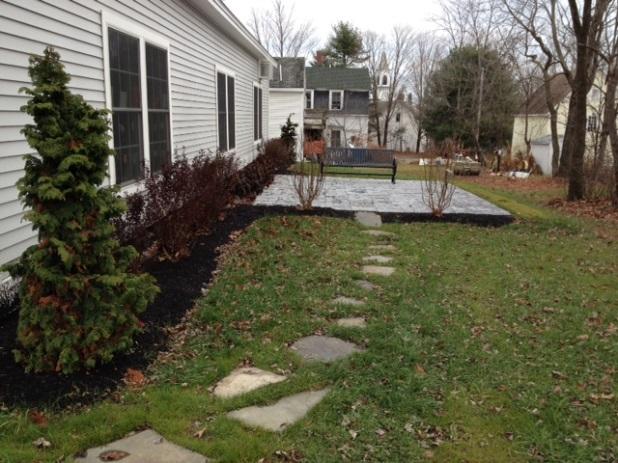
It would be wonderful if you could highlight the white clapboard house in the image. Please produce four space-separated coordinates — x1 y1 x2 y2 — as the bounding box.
0 0 275 274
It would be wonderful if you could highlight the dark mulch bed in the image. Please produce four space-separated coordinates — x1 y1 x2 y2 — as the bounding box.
0 205 264 410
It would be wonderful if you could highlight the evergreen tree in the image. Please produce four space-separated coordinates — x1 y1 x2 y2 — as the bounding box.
4 47 158 374
326 22 366 67
281 115 299 160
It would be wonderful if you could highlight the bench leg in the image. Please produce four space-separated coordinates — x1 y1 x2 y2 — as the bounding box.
391 159 397 184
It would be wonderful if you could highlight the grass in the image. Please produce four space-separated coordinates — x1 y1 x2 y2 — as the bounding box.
1 179 617 462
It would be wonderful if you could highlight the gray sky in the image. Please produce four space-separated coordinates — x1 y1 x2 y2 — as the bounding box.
225 0 442 46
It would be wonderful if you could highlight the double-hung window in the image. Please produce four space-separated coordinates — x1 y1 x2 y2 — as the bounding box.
253 84 263 141
330 90 343 110
217 71 235 152
106 22 171 185
305 90 314 110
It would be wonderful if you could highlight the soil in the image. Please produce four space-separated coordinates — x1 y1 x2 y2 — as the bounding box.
0 205 265 410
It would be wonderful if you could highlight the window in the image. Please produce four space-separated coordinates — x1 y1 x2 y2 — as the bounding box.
146 44 171 173
305 90 313 110
217 71 235 152
330 90 343 110
254 84 263 141
331 129 342 148
381 75 388 86
396 112 401 123
107 25 171 185
587 114 598 132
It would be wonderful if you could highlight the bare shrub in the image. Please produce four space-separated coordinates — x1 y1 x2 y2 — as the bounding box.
421 158 456 217
292 160 325 210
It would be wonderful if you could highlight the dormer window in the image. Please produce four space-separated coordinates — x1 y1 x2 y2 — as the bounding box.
330 90 343 110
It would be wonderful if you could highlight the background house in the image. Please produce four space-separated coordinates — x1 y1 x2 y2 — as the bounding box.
0 0 274 271
304 67 370 148
269 57 305 158
511 73 608 175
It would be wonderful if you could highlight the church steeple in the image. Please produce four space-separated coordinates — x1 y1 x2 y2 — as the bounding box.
377 52 390 101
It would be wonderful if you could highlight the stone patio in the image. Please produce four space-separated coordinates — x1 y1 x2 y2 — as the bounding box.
255 176 512 219
74 429 208 463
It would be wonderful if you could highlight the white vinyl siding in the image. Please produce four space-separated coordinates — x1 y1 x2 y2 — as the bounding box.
268 90 304 158
0 0 270 269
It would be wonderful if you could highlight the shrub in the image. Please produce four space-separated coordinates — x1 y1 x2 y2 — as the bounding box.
421 158 456 217
3 47 158 374
234 139 292 198
292 161 325 210
0 281 19 320
280 115 299 161
115 151 238 260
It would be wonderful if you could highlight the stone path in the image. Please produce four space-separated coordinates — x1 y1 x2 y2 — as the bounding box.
74 429 209 463
227 389 330 432
76 214 404 459
212 367 287 399
254 175 512 219
290 335 364 363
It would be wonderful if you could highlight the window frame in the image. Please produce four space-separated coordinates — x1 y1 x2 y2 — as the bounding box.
215 65 236 154
253 82 263 143
305 90 314 110
102 11 173 189
330 128 342 148
329 90 344 111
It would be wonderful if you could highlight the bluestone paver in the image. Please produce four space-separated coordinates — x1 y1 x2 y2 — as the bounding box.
213 367 286 399
290 335 363 363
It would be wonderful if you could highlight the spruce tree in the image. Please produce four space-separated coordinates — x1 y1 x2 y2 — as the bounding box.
280 115 299 161
4 47 159 374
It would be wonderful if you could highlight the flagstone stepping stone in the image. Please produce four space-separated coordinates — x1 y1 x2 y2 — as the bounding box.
290 335 363 363
212 367 287 399
74 429 208 463
227 388 330 432
355 211 382 227
336 318 367 328
363 255 393 264
332 296 365 306
363 230 395 238
355 280 378 291
369 244 397 252
363 265 395 277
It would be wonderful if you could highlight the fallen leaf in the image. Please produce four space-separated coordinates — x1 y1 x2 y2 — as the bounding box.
32 437 52 449
193 427 208 439
28 410 48 428
348 429 358 440
415 364 427 376
99 450 130 461
123 368 147 388
375 428 387 438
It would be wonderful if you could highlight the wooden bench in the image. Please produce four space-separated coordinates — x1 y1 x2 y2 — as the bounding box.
320 148 398 183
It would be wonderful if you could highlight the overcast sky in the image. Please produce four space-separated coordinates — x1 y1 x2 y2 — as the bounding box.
225 0 443 46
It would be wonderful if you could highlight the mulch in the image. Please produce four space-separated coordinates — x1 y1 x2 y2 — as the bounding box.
0 205 264 410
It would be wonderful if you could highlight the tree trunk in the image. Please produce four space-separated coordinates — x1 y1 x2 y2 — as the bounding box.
558 97 576 177
542 72 561 176
567 43 589 201
605 67 618 206
416 125 423 153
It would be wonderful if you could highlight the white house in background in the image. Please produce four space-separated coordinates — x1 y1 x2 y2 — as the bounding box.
269 57 305 158
0 0 275 271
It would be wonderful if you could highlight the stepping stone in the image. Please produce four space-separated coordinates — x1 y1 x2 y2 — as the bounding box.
336 318 367 328
355 211 382 227
228 388 330 432
362 230 395 238
363 265 395 277
213 367 287 399
291 335 363 363
332 296 365 306
355 280 378 291
74 429 208 463
363 255 393 264
369 244 397 252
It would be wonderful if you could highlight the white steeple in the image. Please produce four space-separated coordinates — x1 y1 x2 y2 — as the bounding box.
377 52 390 101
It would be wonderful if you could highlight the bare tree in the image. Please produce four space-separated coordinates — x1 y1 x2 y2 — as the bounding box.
248 0 317 58
408 32 444 153
366 26 415 148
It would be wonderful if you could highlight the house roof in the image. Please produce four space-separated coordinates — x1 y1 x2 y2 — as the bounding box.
270 58 305 89
517 74 570 115
187 0 275 66
305 67 371 91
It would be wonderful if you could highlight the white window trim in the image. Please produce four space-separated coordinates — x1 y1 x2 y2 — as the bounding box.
305 89 314 110
329 90 343 111
253 81 263 144
101 11 173 189
215 66 236 154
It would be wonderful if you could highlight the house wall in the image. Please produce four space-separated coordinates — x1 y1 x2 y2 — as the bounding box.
326 115 369 147
268 89 304 158
511 115 552 156
0 0 270 270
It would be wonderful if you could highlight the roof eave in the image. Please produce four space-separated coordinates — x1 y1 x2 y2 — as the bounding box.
187 0 276 66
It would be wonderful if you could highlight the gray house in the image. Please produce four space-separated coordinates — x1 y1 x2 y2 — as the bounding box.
304 67 370 148
0 0 275 272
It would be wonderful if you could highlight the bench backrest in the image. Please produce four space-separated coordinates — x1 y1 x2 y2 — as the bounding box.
324 148 395 166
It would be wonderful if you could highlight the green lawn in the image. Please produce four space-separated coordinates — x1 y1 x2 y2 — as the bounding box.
1 184 617 462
